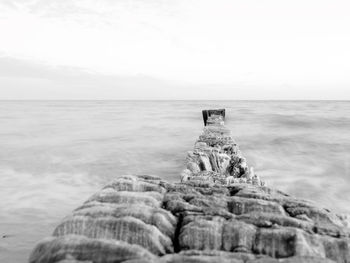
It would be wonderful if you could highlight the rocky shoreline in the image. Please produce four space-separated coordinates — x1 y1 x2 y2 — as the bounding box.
29 110 350 263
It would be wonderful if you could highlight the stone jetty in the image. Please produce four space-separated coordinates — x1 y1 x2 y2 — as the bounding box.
181 109 265 187
29 110 350 263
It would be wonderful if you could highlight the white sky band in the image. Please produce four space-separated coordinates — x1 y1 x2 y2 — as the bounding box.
0 0 349 100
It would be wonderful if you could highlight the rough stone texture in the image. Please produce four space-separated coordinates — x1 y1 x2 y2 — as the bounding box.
29 110 350 263
181 112 265 187
29 235 157 263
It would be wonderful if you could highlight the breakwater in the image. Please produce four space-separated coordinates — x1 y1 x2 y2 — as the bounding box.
29 110 350 263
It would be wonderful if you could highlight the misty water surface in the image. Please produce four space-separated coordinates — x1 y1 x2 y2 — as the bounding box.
0 100 349 262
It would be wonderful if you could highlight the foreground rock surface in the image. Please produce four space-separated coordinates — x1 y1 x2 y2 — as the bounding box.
30 175 350 263
29 110 350 263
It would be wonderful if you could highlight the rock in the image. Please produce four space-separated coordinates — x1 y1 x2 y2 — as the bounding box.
321 236 350 262
164 196 203 214
253 227 335 259
284 204 345 227
29 110 350 263
218 153 231 173
73 204 176 238
278 257 336 263
30 175 350 263
239 177 247 183
226 176 235 185
222 219 256 252
103 175 166 193
85 189 163 208
236 212 314 233
181 169 192 182
29 235 157 263
209 152 220 172
228 196 286 216
247 167 254 180
252 174 261 186
179 250 256 261
187 162 200 174
194 142 209 151
199 154 212 171
53 216 173 255
179 216 224 250
160 253 243 263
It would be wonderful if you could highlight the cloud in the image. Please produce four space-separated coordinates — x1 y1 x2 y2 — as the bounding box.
0 0 350 99
1 55 350 100
0 56 184 100
0 0 177 20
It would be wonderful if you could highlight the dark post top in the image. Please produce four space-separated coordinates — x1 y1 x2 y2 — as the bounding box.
202 109 225 126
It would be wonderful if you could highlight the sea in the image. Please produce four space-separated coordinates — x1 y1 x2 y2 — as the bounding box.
0 100 349 262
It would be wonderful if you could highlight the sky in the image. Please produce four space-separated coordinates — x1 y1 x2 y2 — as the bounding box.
0 0 349 100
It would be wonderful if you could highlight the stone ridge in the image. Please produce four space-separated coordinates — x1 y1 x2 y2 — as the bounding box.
29 175 350 263
29 110 350 263
181 113 265 186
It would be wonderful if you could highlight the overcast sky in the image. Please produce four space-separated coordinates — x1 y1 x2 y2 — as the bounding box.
0 0 349 99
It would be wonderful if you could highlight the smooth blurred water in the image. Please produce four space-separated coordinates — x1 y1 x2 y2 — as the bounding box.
0 100 349 262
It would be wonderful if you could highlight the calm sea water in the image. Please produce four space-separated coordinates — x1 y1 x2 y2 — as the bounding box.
0 100 349 262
